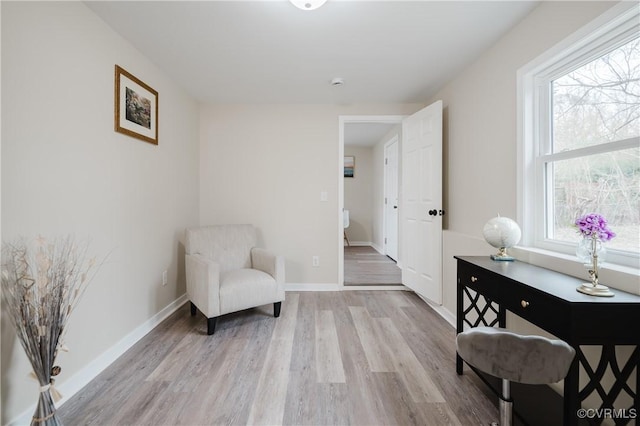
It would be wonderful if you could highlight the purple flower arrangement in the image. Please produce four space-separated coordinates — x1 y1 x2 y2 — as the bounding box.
575 213 616 242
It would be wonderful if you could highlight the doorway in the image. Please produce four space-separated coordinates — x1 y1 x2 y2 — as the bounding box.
339 115 404 288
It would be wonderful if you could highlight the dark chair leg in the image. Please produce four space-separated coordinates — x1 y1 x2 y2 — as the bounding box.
190 302 197 316
207 317 217 335
274 301 282 318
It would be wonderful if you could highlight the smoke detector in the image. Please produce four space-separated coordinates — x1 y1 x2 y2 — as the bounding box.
331 77 344 86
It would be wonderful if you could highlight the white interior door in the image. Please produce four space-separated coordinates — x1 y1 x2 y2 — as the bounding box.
384 137 399 261
401 100 443 304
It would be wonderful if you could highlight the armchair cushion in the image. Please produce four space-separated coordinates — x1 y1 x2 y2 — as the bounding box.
220 269 279 315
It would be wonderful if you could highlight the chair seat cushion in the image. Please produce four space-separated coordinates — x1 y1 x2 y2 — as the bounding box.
456 326 575 385
219 268 278 315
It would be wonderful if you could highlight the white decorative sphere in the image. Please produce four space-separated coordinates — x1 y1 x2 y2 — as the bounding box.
483 217 522 249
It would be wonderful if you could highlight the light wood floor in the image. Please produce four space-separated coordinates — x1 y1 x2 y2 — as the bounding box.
344 246 402 286
59 291 497 425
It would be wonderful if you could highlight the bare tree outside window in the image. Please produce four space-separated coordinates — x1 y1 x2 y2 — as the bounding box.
550 37 640 253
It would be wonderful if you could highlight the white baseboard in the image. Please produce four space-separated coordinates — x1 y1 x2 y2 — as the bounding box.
9 294 189 426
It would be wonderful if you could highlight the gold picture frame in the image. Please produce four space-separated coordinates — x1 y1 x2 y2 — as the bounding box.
114 65 158 145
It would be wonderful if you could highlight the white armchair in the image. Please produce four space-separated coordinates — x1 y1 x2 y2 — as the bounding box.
185 225 285 335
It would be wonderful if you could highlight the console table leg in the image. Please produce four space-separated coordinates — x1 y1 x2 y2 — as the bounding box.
564 356 580 426
636 349 639 419
498 306 506 328
456 277 464 375
572 345 638 426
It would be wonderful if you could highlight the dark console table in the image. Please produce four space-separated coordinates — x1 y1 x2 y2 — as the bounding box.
455 256 640 426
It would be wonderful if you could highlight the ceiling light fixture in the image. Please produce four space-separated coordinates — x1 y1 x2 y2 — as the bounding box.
289 0 328 11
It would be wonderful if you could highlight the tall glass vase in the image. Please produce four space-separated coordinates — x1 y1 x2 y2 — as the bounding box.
575 235 614 297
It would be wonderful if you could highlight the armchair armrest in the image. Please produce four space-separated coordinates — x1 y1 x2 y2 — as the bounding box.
186 254 221 318
251 247 285 286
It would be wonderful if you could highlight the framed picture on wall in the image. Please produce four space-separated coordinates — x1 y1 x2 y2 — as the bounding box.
344 156 355 178
114 65 158 145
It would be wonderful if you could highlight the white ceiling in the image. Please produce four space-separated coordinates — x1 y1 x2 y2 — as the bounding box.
345 122 398 147
86 0 539 106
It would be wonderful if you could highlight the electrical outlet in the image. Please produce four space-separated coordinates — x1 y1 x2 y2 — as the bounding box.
312 256 320 267
162 270 168 286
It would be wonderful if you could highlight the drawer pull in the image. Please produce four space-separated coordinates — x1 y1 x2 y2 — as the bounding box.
521 300 530 308
471 276 478 283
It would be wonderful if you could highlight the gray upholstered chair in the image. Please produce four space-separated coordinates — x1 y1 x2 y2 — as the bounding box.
456 326 575 426
185 225 285 335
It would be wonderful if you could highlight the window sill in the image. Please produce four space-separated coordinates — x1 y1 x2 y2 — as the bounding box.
510 246 640 295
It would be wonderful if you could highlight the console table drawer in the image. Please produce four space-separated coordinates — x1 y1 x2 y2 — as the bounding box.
499 288 571 339
459 261 571 339
458 265 502 299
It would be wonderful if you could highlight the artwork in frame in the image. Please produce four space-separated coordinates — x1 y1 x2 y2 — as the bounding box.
114 65 158 145
344 156 355 178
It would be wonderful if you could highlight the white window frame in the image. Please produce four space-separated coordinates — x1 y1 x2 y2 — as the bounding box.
518 3 640 269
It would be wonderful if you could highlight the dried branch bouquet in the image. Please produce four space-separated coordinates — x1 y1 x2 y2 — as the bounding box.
1 236 100 425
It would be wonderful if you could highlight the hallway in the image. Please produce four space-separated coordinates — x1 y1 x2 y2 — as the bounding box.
344 246 402 286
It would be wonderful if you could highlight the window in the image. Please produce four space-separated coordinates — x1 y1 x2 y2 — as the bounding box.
519 4 640 268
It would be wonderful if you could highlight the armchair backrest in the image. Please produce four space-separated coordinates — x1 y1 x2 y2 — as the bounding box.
185 225 256 274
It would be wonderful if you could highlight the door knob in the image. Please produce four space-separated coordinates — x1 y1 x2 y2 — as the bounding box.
439 209 445 216
393 206 398 209
428 209 438 216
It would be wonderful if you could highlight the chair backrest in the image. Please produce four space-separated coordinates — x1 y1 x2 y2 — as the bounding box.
185 225 257 274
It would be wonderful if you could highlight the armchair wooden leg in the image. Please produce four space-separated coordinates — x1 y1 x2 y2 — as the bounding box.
207 317 217 335
274 302 282 318
190 302 197 316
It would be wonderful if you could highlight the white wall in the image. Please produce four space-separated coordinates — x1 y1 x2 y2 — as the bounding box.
429 0 620 318
1 2 199 422
344 146 374 245
199 104 421 285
